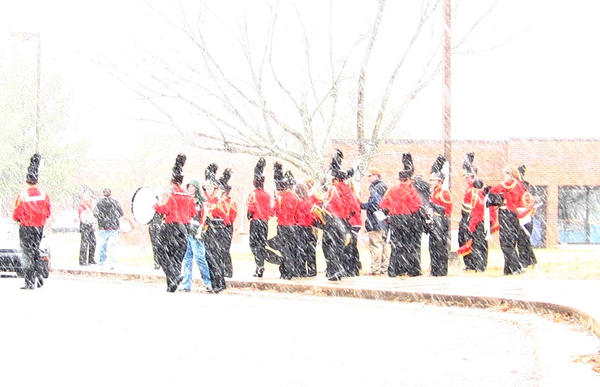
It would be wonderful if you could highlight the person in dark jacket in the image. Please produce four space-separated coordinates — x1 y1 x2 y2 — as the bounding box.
93 187 123 269
360 168 389 275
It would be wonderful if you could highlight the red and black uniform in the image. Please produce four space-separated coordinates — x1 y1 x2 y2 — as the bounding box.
154 185 197 291
342 192 362 277
516 185 537 268
247 189 281 275
490 177 527 275
322 181 354 280
380 180 423 277
459 181 477 270
271 189 300 279
202 193 229 291
295 195 319 277
428 184 452 276
221 195 237 277
13 185 51 288
78 199 96 265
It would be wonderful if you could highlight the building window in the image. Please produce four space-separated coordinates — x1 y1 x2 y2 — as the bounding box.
558 186 600 244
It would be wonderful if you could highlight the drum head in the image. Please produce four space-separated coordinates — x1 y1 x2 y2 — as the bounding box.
131 186 158 225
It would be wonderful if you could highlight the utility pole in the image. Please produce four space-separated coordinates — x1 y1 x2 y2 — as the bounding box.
443 0 452 189
10 32 41 153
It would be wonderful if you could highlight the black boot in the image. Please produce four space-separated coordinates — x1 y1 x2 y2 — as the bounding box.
253 267 264 278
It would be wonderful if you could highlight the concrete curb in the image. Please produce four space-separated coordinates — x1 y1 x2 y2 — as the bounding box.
52 268 600 339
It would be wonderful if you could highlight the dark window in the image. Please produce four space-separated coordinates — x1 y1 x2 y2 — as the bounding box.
558 186 600 244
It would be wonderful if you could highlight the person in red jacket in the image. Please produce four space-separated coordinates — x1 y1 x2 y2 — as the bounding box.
271 163 300 279
488 165 527 275
380 153 423 277
201 165 230 292
154 154 197 292
428 156 452 276
459 153 477 271
516 165 537 269
220 174 237 278
247 158 282 277
294 182 318 277
13 154 51 289
342 178 362 277
322 150 354 281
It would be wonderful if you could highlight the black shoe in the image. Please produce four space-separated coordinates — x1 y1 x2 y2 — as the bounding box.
327 274 341 281
253 267 264 278
79 263 88 266
20 285 35 290
178 288 191 293
36 276 44 288
153 265 160 270
89 261 97 265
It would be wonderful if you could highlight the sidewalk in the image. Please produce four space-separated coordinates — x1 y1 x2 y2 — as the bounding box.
51 261 600 339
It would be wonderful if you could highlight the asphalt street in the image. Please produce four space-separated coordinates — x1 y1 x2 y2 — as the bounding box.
1 276 598 387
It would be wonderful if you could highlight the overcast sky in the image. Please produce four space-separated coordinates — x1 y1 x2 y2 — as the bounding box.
1 0 600 157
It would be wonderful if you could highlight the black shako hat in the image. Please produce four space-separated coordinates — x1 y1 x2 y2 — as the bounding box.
398 153 414 179
26 153 41 184
253 158 266 188
430 155 446 181
462 152 477 176
330 149 347 180
218 168 232 192
274 162 286 191
171 154 186 184
518 164 526 181
204 163 218 187
284 170 295 188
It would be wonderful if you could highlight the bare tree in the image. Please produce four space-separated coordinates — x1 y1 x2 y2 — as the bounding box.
110 0 499 179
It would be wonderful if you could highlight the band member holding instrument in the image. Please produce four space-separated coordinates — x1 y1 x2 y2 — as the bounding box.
459 153 477 271
153 154 197 292
516 165 537 269
488 165 527 275
428 156 452 276
202 163 227 293
13 153 51 290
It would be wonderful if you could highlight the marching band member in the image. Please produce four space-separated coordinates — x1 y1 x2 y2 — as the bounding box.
153 154 197 292
516 165 537 268
13 153 51 289
459 153 477 271
202 164 229 292
247 158 282 277
322 150 354 281
272 163 299 279
380 153 424 277
488 165 527 275
428 156 452 276
221 174 236 278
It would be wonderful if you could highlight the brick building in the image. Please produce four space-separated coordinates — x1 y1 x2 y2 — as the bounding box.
334 138 600 248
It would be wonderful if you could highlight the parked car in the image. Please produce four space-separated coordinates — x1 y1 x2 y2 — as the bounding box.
0 218 51 278
50 210 80 232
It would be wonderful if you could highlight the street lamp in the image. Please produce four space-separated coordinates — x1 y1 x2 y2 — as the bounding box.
443 0 451 189
10 32 41 153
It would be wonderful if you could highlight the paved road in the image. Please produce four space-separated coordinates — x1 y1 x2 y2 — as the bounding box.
1 276 598 387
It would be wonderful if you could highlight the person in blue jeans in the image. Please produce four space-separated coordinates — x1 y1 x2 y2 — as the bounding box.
180 180 212 292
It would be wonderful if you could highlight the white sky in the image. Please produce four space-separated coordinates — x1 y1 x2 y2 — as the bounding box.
1 0 600 157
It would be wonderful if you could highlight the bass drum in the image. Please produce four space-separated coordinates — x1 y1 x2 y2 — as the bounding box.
131 186 159 225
